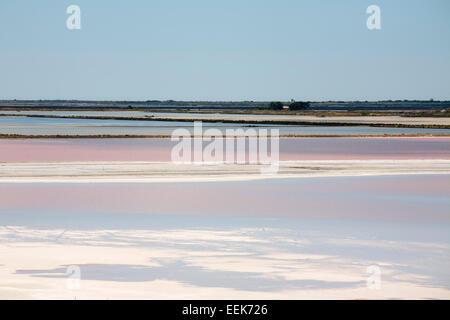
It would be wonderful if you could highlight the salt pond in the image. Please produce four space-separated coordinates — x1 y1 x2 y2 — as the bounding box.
1 175 449 299
1 116 450 136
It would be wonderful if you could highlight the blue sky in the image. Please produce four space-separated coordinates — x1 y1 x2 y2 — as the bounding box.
0 0 449 101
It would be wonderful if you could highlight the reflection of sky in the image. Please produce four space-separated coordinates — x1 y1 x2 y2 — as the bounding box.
1 176 449 223
1 175 449 297
16 262 361 291
2 216 449 293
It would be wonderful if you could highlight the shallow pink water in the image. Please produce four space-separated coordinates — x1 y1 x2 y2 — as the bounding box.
1 175 449 223
1 137 449 162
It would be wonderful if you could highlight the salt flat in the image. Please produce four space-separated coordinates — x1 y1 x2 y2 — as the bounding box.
1 224 449 300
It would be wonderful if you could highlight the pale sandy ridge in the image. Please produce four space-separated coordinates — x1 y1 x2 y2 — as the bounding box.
150 113 450 126
1 160 450 183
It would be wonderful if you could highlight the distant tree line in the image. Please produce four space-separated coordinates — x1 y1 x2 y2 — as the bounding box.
269 102 283 110
268 101 310 110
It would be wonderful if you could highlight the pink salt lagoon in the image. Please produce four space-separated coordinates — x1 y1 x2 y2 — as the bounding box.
1 137 449 162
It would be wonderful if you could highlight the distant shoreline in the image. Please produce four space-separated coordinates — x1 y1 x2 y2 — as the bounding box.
1 99 450 108
1 133 450 139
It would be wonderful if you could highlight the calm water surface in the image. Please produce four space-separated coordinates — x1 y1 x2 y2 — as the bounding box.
0 176 449 298
1 115 449 136
1 137 449 162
